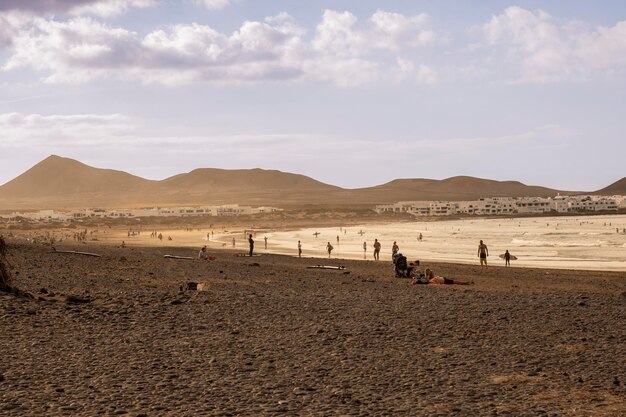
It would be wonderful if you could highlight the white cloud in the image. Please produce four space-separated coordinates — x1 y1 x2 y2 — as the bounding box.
0 0 154 16
70 0 155 17
483 6 626 82
0 112 134 148
396 58 437 84
369 11 433 50
196 0 233 11
0 15 15 47
1 9 436 86
312 9 433 56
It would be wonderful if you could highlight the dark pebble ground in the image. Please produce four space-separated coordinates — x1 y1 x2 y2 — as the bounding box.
1 242 625 416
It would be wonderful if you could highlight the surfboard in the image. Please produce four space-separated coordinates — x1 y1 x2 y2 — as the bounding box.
499 254 518 260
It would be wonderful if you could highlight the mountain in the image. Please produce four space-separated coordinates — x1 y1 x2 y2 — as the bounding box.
594 177 626 196
352 176 561 203
0 156 156 209
0 155 152 197
0 155 587 210
155 168 345 206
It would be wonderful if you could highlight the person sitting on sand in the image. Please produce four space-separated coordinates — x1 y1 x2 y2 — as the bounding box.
198 245 208 260
424 268 472 285
394 253 408 278
326 242 334 258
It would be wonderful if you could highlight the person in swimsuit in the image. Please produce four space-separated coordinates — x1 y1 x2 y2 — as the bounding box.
373 239 381 261
478 240 489 267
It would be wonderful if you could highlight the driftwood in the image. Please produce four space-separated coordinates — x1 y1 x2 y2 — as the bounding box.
50 250 102 258
164 255 194 260
307 265 347 270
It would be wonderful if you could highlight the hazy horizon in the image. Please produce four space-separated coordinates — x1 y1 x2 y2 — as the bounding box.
1 1 625 190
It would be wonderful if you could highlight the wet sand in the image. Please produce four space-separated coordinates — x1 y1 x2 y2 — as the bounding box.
1 240 625 416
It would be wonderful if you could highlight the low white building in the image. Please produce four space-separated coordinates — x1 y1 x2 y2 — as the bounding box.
375 194 620 217
1 204 282 222
515 197 553 214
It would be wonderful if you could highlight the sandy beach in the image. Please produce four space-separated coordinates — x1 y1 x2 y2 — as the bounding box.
1 238 625 416
85 214 626 272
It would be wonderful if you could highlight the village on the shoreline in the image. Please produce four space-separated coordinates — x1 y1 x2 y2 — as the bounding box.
0 205 283 222
375 194 624 216
0 194 624 223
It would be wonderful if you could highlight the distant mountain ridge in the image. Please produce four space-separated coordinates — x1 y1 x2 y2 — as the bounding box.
0 155 621 210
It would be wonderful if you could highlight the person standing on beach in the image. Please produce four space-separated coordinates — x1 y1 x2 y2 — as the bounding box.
478 240 489 267
504 250 511 267
264 236 268 250
248 234 254 257
326 242 334 258
392 241 399 258
298 241 302 257
232 237 236 247
373 239 381 261
363 241 367 259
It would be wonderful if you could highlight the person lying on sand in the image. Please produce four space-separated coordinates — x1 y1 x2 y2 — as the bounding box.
411 268 472 285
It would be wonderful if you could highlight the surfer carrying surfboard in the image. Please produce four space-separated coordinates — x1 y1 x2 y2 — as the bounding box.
504 250 511 267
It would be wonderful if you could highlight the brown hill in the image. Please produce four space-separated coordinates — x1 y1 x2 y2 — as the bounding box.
155 168 345 206
0 155 577 210
345 176 561 204
594 177 626 196
0 155 157 209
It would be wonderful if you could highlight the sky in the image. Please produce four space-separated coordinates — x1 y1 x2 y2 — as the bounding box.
0 0 625 191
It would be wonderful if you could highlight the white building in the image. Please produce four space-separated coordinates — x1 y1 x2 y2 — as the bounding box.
375 195 620 217
1 204 282 222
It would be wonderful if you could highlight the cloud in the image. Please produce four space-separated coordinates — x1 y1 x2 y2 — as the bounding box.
312 9 433 56
196 0 233 11
482 6 626 82
396 58 437 84
1 10 436 86
0 112 134 148
0 0 154 17
0 15 16 47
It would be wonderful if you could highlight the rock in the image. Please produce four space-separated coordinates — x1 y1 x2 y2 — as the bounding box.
0 374 4 382
119 256 127 262
66 295 91 304
249 263 260 267
39 288 48 294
